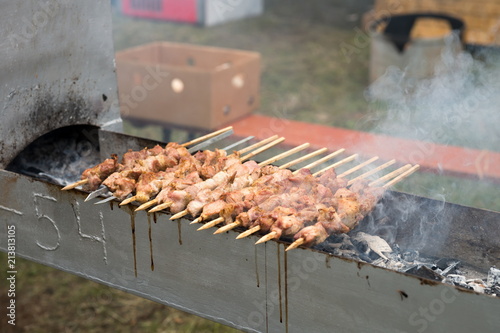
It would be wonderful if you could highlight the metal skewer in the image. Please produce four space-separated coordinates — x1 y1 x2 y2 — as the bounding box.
94 196 116 205
84 186 109 201
221 136 254 151
187 129 234 153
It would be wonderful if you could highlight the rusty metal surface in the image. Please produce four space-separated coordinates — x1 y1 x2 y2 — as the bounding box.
0 0 121 168
0 169 499 333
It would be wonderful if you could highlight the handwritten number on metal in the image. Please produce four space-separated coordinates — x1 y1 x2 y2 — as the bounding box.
0 205 24 216
73 201 108 264
33 193 61 251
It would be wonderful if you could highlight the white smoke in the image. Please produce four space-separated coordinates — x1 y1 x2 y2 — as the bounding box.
357 35 500 253
365 36 500 152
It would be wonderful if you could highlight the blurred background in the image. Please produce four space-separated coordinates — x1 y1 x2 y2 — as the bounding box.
2 0 499 331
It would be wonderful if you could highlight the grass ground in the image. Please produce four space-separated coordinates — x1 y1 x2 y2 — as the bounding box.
2 0 499 332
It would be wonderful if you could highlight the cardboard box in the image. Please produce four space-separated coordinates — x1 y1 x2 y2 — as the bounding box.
120 0 264 27
116 42 261 130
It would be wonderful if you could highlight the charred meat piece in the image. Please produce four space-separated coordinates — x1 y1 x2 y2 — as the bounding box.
81 154 119 191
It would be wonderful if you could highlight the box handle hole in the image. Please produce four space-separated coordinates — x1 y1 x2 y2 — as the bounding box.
232 74 245 88
171 78 184 93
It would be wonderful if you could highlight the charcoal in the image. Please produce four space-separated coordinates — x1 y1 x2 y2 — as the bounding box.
322 233 493 296
373 258 408 271
491 285 500 297
386 251 403 262
371 258 385 267
402 250 419 262
446 274 467 286
352 238 369 253
331 248 342 256
331 233 351 243
441 261 460 276
486 267 500 287
467 280 486 293
352 232 392 260
435 258 458 270
316 243 340 254
357 252 373 263
431 265 444 276
338 236 355 251
405 265 444 282
339 242 356 251
391 244 401 255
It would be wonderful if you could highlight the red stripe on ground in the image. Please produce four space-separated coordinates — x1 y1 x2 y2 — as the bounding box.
228 114 500 180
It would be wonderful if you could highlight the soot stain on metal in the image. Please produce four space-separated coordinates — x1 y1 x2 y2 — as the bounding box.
177 220 182 245
1 84 101 168
264 242 269 333
126 206 138 278
153 213 157 224
284 248 289 333
277 244 283 323
325 255 333 268
148 214 154 271
365 275 371 287
398 290 409 300
255 246 260 288
6 124 101 185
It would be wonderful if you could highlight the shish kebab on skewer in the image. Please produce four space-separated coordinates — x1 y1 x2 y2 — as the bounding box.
216 159 399 236
194 153 360 231
191 158 413 240
61 126 235 191
64 128 419 251
138 137 290 213
196 163 417 252
154 142 312 218
129 135 286 209
64 131 282 206
173 148 348 224
286 164 420 251
96 138 305 215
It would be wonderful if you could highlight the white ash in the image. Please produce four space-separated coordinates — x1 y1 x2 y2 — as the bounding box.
6 126 100 186
487 267 500 287
315 232 500 297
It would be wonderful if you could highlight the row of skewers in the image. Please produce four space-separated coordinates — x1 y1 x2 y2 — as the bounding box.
62 127 419 251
